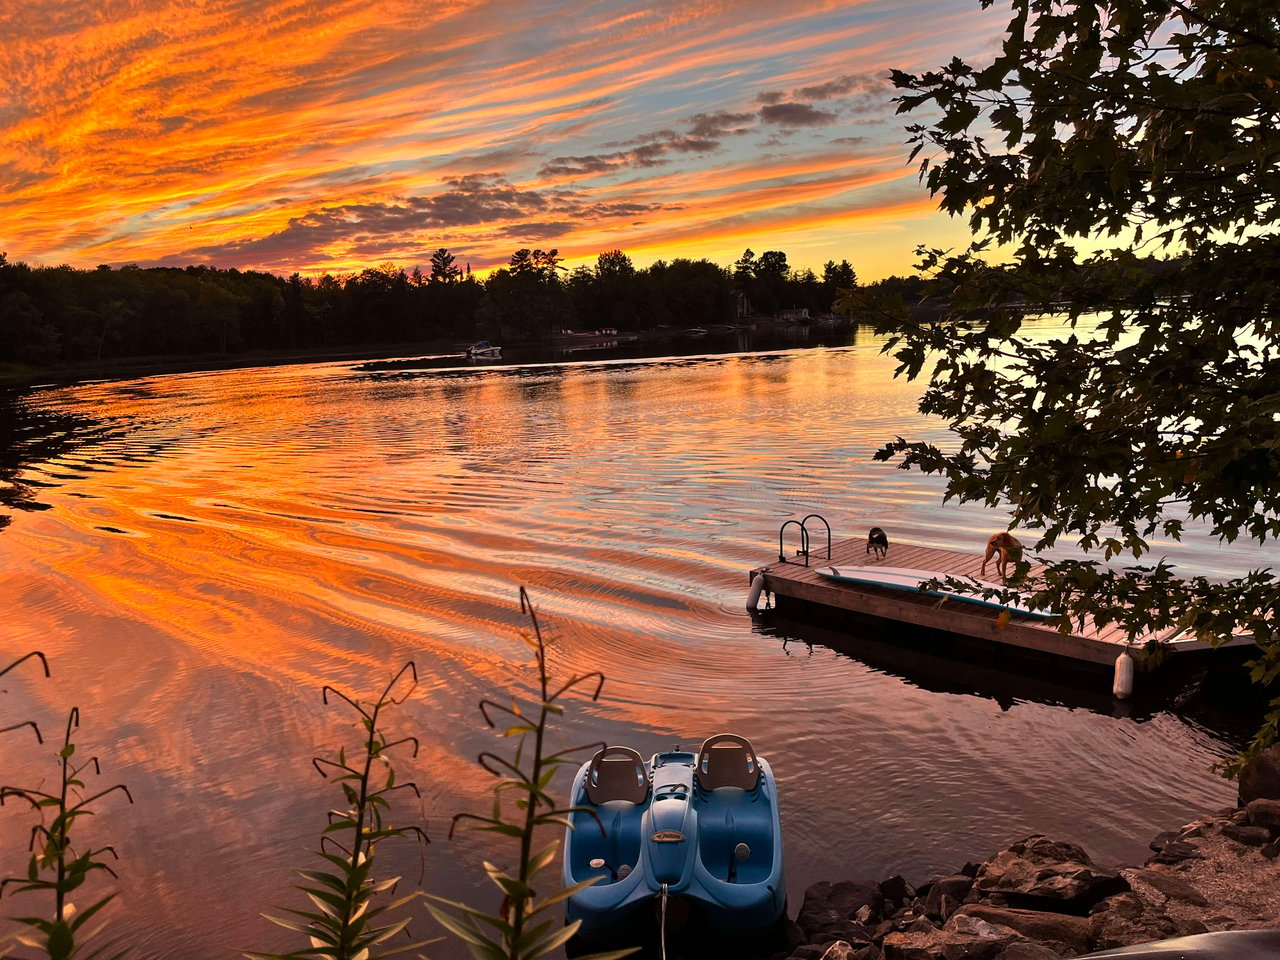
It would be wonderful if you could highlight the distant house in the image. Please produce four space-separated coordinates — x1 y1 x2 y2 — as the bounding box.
780 308 810 322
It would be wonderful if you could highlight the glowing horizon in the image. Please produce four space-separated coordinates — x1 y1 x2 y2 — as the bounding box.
2 1 1006 280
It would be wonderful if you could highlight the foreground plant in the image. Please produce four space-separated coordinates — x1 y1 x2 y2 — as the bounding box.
426 587 632 960
1 707 133 960
248 662 432 960
1 651 50 742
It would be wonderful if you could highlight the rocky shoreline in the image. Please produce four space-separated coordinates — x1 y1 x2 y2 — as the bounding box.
776 749 1280 960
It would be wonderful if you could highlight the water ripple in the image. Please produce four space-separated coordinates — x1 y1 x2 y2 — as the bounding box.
0 344 1262 959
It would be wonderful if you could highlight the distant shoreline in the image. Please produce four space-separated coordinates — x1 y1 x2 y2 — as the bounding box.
2 316 845 390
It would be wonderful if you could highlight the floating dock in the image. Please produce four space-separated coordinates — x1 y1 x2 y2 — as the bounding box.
748 535 1249 675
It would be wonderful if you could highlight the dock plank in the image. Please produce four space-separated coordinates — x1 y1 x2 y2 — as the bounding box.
751 539 1136 668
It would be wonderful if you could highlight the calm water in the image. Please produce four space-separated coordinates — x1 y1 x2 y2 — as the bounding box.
0 331 1268 958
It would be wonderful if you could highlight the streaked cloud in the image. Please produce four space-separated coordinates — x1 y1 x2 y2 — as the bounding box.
759 103 841 127
1 0 1008 278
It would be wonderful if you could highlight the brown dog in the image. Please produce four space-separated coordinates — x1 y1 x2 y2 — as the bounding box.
981 532 1023 579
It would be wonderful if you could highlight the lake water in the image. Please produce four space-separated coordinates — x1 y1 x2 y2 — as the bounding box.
0 328 1268 958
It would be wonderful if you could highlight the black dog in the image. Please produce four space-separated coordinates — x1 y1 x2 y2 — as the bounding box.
867 526 889 559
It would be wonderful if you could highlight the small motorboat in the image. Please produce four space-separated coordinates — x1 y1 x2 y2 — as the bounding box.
466 340 501 359
562 735 785 945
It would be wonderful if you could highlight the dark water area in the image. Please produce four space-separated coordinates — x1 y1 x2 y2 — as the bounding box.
360 321 858 373
0 327 1271 958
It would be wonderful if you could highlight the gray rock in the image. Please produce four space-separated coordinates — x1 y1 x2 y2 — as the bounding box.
791 942 865 960
1173 917 1211 938
878 875 915 907
788 945 830 960
938 895 963 923
797 881 880 939
807 946 881 960
951 904 1090 954
1222 823 1271 846
975 835 1127 909
904 916 937 934
1246 797 1280 831
1088 892 1181 949
926 876 976 919
1146 839 1201 865
994 943 1064 960
871 921 897 940
1125 867 1209 907
883 916 1018 960
1239 745 1280 804
781 917 808 950
1147 830 1178 852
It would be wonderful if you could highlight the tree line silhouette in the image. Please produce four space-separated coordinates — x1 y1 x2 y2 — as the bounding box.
0 247 874 369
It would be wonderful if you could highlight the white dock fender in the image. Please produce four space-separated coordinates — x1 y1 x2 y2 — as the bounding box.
746 573 766 611
1113 650 1135 699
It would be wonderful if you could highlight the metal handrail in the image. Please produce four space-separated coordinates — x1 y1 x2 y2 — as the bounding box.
800 514 832 562
778 519 810 564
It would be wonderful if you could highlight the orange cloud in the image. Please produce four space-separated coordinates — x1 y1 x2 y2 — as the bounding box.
2 0 1008 278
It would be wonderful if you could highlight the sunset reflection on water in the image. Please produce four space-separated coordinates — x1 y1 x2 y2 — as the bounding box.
0 339 1264 958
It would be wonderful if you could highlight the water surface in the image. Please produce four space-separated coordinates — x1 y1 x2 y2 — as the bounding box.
0 333 1266 957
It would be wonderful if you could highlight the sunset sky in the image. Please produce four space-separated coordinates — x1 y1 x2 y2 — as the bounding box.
3 1 1009 279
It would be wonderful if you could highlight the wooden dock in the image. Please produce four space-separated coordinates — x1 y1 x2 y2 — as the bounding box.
749 539 1218 670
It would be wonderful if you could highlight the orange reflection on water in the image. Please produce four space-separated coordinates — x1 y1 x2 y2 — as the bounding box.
2 345 1247 959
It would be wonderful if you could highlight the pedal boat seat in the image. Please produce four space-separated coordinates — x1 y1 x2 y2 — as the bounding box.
694 734 761 792
585 745 650 805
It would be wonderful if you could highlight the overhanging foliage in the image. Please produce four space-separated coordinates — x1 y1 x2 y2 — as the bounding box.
851 0 1280 766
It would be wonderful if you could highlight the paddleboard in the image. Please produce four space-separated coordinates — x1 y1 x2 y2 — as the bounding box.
818 565 1055 618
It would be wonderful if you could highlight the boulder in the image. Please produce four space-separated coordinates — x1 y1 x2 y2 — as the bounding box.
937 895 963 924
1088 892 1182 950
883 917 1018 960
779 916 808 951
925 876 976 919
1238 745 1280 803
1246 797 1280 832
952 904 1090 954
974 836 1127 910
1123 867 1209 907
1147 830 1178 852
1086 889 1211 950
878 875 916 909
1222 823 1271 846
1146 838 1201 865
797 881 879 939
994 944 1064 960
788 941 877 960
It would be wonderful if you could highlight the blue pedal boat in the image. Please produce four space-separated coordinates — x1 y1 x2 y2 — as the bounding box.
562 735 785 944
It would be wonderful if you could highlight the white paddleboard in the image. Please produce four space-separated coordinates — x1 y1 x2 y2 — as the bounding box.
818 565 1054 618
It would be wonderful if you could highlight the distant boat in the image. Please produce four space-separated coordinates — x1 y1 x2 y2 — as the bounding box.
465 340 501 359
563 736 785 946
